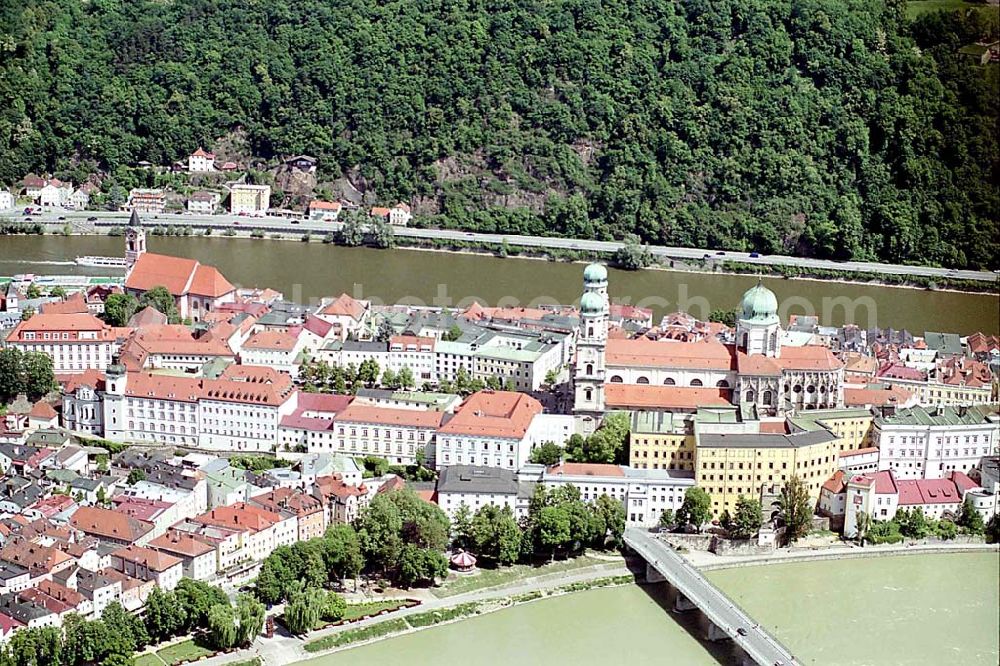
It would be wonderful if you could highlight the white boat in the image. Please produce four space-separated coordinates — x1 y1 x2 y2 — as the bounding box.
75 255 128 268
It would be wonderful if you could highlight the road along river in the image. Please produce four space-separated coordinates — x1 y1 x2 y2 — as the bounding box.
1 235 997 333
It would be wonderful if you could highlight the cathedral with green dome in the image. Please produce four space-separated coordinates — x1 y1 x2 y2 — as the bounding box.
573 265 844 422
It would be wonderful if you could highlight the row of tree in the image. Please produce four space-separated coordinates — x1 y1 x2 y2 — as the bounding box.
857 497 995 545
300 359 517 397
0 579 261 666
454 484 626 565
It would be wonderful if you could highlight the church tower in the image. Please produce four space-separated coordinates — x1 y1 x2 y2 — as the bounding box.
574 263 609 424
736 278 781 357
125 209 146 274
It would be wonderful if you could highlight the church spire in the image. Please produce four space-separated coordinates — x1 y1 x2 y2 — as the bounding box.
128 208 142 227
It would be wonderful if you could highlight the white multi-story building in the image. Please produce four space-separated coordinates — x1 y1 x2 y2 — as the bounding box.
127 188 166 214
388 335 436 384
435 391 573 470
6 313 128 374
537 462 695 528
0 189 14 210
314 403 444 464
388 203 412 226
187 191 221 214
148 531 217 581
308 200 342 221
63 365 298 452
109 545 184 591
875 405 1000 480
242 329 305 377
188 148 216 172
843 469 985 537
436 465 526 520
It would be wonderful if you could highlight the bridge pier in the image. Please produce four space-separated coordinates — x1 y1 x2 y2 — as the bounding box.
674 592 698 613
702 617 731 642
645 562 667 583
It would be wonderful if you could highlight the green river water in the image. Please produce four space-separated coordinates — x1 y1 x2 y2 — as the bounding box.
305 553 999 666
1 235 997 333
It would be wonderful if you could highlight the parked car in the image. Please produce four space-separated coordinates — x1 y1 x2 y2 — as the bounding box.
737 627 748 636
749 251 760 258
87 216 98 221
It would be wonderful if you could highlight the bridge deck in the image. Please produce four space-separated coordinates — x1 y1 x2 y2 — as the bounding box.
625 528 800 666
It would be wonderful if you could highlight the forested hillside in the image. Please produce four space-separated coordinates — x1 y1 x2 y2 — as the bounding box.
0 0 997 268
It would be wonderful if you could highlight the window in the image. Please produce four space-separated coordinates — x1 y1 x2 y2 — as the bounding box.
690 379 703 387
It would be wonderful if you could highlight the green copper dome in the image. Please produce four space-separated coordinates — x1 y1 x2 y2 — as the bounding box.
739 280 779 323
583 263 608 283
580 291 605 315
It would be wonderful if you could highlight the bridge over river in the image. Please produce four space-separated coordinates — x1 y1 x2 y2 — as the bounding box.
624 528 800 666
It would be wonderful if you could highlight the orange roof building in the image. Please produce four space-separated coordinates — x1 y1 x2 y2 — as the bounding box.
124 249 236 322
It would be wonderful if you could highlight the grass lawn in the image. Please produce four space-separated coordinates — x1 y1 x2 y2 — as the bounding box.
905 1 992 18
155 639 214 666
135 654 166 666
342 599 409 621
432 554 615 598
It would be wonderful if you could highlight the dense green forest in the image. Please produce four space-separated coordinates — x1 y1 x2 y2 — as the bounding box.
0 0 997 268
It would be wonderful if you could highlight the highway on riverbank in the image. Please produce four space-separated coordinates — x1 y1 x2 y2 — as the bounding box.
16 208 997 283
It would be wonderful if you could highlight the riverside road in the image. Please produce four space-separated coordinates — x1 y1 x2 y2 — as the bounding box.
20 208 997 283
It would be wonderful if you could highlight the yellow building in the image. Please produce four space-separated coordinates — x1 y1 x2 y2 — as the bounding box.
628 411 696 472
229 184 272 215
694 425 841 518
790 408 875 453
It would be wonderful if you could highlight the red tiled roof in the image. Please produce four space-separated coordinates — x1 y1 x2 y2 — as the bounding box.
193 502 286 534
189 264 235 298
316 475 367 498
70 506 154 543
319 294 366 320
604 384 730 410
245 329 298 351
438 391 542 439
310 200 342 210
839 446 878 458
149 530 215 557
125 253 234 298
111 544 182 572
773 345 843 371
607 339 736 371
335 404 444 429
28 401 57 420
191 147 215 158
821 470 846 494
547 462 625 478
844 386 914 407
41 293 88 315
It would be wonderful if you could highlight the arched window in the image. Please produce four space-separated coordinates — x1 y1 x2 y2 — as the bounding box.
716 380 730 388
588 327 594 337
664 378 676 386
763 390 773 405
690 378 703 387
586 363 594 376
793 384 802 393
636 376 650 385
742 332 749 349
806 385 816 394
610 375 623 383
585 388 593 401
745 390 755 403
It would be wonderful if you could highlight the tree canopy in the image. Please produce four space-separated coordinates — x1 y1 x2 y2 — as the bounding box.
1 0 996 268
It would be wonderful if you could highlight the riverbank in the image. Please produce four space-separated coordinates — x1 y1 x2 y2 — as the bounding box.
688 539 999 571
5 211 997 292
3 233 998 332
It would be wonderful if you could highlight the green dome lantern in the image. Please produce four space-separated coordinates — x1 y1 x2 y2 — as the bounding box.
739 280 779 324
580 291 605 315
583 263 608 284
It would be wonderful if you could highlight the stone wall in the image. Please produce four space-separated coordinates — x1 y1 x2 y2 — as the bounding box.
710 536 776 556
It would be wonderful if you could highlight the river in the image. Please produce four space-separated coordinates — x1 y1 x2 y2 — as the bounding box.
303 552 998 666
1 235 997 333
